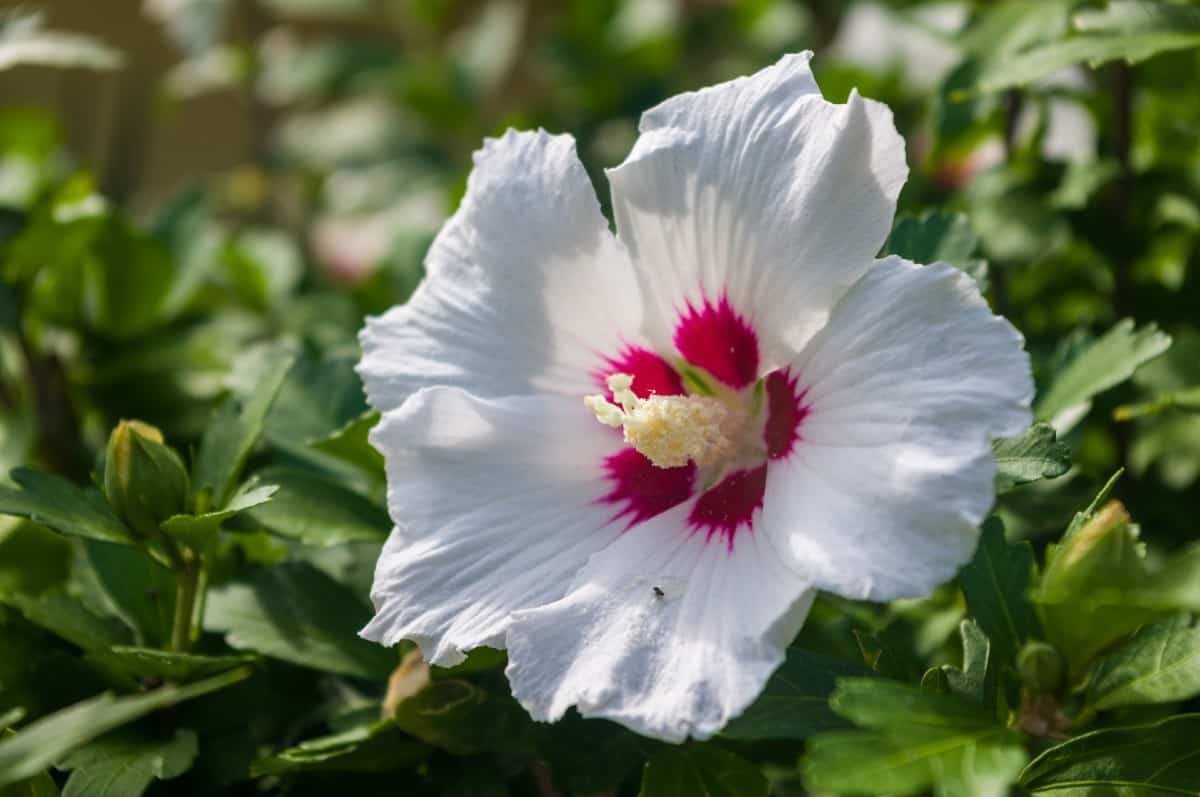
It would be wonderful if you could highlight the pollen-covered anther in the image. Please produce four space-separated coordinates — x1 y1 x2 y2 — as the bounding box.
585 373 734 468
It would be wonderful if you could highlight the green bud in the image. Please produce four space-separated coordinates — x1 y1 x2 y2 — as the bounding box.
1017 641 1064 694
1036 500 1162 678
104 420 190 538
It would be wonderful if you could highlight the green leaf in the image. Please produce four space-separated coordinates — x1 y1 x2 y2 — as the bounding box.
638 745 767 797
1115 384 1200 420
84 647 256 684
1020 713 1200 794
308 412 384 479
941 621 997 713
2 588 131 651
192 344 296 511
883 210 989 290
977 1 1200 93
221 228 302 312
84 542 175 649
253 715 428 775
243 466 387 546
803 679 1026 797
160 481 277 550
1087 614 1200 711
0 522 70 597
263 349 369 456
992 424 1071 493
0 712 21 734
203 562 393 680
958 518 1042 667
0 666 249 787
0 470 131 545
0 760 59 797
58 729 197 797
722 648 872 740
1036 320 1171 432
389 679 536 756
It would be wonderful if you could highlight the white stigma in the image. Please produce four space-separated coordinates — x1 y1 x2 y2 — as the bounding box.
585 373 734 468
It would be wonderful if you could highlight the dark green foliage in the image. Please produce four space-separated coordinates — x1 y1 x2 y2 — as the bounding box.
0 1 1199 795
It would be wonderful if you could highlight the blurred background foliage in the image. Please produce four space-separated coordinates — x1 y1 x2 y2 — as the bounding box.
0 0 1199 795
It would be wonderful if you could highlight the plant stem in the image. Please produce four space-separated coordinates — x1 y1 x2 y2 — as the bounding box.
171 557 200 654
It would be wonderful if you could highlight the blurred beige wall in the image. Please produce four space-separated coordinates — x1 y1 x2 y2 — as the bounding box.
0 0 256 205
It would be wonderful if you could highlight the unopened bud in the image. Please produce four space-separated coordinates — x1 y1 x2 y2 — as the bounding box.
1017 641 1064 693
104 420 190 537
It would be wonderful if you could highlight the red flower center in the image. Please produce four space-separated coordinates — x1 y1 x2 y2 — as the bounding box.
594 294 808 549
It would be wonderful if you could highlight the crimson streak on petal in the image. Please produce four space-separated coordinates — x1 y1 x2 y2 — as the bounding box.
600 448 696 530
764 368 808 460
689 465 768 549
596 346 685 400
673 295 759 389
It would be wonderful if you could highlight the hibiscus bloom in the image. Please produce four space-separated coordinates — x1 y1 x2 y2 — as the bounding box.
357 52 1032 742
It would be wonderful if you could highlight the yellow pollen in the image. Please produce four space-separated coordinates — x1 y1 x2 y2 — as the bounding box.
585 373 734 468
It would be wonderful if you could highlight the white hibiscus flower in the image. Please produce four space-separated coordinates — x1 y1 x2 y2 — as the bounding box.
357 51 1033 743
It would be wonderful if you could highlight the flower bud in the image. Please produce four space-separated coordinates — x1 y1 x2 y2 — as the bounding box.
104 420 190 538
1017 641 1064 694
1036 500 1161 678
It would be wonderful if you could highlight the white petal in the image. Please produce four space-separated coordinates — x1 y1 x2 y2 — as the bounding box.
361 387 624 665
764 257 1034 601
607 52 908 364
358 129 641 413
506 505 816 742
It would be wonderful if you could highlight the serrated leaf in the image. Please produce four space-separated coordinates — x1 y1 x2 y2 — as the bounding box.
1035 320 1171 433
0 470 131 545
58 729 197 797
203 562 393 680
883 210 989 290
804 679 1026 797
0 667 249 787
992 424 1071 493
722 648 872 740
1020 713 1200 794
638 745 767 797
243 466 387 546
192 344 295 511
160 481 277 549
958 518 1042 667
1087 614 1200 711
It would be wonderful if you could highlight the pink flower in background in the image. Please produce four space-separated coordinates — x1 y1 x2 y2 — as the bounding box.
357 52 1033 742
